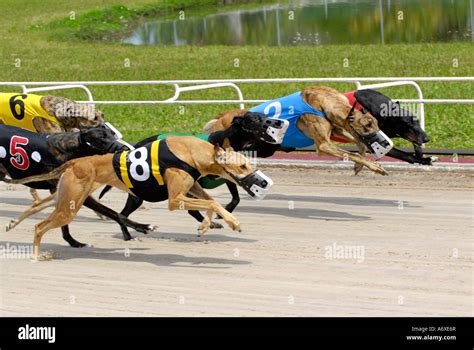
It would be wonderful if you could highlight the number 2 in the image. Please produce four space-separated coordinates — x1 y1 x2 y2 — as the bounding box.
263 101 282 119
10 135 30 170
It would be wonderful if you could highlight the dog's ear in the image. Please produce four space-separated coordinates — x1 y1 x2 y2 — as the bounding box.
222 138 234 152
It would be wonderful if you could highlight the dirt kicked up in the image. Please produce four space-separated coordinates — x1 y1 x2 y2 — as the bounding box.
0 167 472 316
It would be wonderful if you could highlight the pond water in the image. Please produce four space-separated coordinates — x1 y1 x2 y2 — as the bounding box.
123 0 473 46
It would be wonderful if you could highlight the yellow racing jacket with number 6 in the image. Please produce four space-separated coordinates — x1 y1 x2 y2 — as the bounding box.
0 93 61 132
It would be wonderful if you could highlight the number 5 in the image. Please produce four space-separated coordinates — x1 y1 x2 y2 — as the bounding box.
10 135 30 170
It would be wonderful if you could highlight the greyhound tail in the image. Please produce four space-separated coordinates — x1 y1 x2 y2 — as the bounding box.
99 185 112 199
2 162 73 185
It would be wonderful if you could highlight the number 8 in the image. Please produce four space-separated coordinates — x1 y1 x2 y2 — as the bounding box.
129 147 150 181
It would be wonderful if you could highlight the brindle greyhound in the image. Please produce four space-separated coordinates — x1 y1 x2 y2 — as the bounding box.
205 86 390 176
9 137 266 261
0 125 155 248
0 93 106 204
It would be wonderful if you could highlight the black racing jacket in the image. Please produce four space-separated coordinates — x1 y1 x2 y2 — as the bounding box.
0 125 61 189
113 139 201 202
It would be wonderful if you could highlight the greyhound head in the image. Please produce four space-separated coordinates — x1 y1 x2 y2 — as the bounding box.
347 107 394 159
79 126 123 154
213 140 273 200
347 108 380 136
379 111 429 146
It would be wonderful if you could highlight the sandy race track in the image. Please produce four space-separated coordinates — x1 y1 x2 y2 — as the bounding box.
0 166 472 317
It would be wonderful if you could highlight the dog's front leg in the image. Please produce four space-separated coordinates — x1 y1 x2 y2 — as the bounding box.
318 141 388 175
300 116 388 175
353 139 369 175
166 170 241 235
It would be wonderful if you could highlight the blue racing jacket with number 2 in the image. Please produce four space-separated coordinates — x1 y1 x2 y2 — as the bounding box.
250 91 329 148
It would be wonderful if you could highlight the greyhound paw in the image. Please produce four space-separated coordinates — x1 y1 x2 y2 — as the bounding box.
198 219 211 236
228 220 241 232
210 221 223 229
144 225 159 234
354 164 364 176
33 251 58 262
5 220 17 232
71 242 88 248
370 163 389 176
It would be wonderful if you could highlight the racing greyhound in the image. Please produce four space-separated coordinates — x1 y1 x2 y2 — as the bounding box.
97 112 288 241
0 92 118 204
205 86 392 175
0 125 155 248
9 136 273 261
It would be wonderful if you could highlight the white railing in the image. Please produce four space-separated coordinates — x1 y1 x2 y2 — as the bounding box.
2 77 473 134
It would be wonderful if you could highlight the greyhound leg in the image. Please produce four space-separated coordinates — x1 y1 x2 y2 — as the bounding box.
214 181 240 220
187 183 224 232
224 181 240 213
6 193 56 232
61 225 87 248
299 115 388 175
32 172 93 260
29 189 43 205
318 141 388 175
167 171 241 235
83 196 157 241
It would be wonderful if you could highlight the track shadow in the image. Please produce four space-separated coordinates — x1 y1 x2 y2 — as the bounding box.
262 194 419 208
107 231 257 243
3 241 250 269
0 197 35 206
0 209 103 224
234 205 370 221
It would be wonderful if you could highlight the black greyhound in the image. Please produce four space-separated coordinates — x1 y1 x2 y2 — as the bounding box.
346 89 433 165
0 124 154 247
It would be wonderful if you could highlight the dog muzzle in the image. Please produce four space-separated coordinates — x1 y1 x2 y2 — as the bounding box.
232 170 273 200
360 130 394 159
104 122 135 150
259 118 289 144
238 114 289 144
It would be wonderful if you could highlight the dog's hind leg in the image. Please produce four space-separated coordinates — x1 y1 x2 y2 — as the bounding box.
83 195 157 241
29 189 43 205
61 225 87 248
6 193 56 232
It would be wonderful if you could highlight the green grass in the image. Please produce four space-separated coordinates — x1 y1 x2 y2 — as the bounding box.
0 0 472 148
